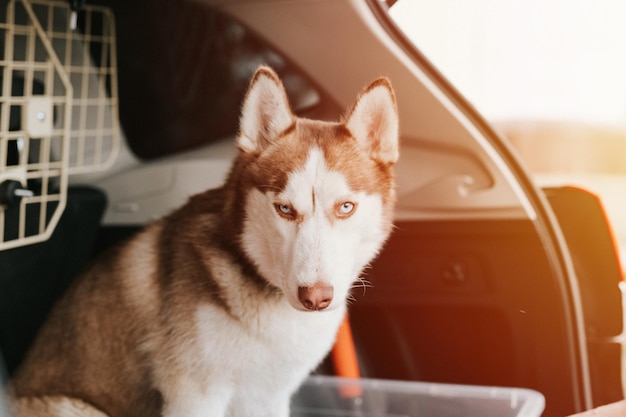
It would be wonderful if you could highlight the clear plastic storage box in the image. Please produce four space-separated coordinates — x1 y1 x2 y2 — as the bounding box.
291 375 545 417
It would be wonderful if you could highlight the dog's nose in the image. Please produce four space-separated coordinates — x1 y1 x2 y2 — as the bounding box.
298 284 334 311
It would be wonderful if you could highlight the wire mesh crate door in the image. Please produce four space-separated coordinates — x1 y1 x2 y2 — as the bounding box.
0 0 73 250
0 0 121 250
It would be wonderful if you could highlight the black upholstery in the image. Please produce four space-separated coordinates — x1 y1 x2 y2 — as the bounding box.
0 186 107 375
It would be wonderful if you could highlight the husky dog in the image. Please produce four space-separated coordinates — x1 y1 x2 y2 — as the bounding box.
10 66 399 417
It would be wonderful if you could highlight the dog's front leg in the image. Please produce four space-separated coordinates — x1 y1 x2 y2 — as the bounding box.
161 380 233 417
227 390 291 417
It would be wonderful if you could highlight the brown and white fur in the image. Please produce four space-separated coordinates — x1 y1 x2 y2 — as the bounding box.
10 66 399 417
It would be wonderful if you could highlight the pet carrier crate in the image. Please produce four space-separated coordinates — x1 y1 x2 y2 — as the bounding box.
0 0 119 250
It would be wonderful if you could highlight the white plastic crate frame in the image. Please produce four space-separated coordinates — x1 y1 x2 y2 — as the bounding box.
0 0 119 250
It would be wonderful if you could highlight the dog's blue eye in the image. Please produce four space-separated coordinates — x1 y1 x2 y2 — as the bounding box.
275 203 296 218
338 202 356 216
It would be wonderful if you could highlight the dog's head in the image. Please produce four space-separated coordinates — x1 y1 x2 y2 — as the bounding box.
232 66 398 312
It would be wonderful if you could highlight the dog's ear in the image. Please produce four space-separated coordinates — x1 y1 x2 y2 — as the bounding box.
238 66 294 154
344 78 399 164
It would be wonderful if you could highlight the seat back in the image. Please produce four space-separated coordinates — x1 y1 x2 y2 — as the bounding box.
544 186 624 407
0 186 106 375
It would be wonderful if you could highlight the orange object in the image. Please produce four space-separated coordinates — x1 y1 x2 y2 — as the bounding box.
331 314 363 397
564 185 624 282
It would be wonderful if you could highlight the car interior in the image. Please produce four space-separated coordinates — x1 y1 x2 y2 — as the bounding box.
0 1 624 416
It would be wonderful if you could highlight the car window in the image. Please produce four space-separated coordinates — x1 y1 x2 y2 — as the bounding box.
106 0 324 159
389 0 626 266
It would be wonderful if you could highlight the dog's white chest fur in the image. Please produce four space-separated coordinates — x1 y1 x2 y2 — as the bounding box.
188 301 344 417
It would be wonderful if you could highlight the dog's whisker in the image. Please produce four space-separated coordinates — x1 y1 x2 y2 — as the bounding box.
346 293 357 306
350 277 373 297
